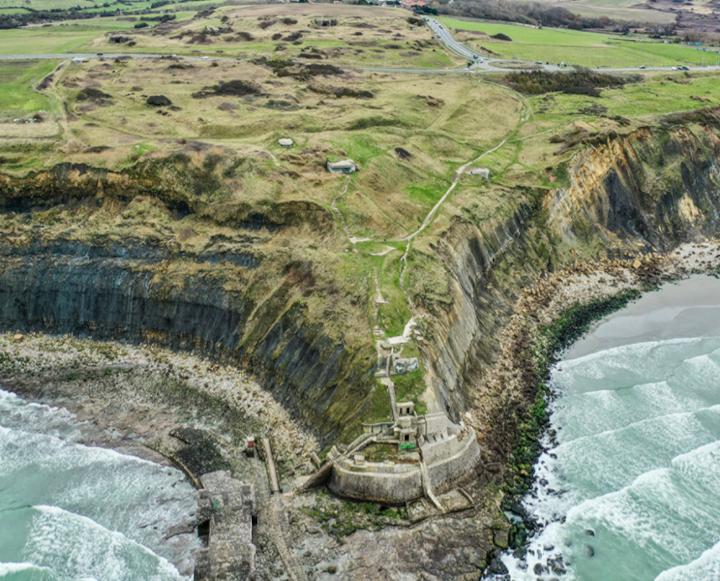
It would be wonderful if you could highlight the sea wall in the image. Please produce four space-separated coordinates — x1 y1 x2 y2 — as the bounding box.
425 430 482 492
328 429 481 503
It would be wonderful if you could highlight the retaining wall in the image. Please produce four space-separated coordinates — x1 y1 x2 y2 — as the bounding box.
328 460 423 504
328 429 481 504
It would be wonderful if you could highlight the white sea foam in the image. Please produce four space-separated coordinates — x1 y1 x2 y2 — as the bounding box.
26 505 183 581
0 389 198 580
656 540 720 581
491 330 720 581
0 562 51 577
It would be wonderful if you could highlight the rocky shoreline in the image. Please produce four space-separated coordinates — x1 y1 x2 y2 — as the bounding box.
477 240 720 577
0 333 319 579
0 334 318 471
1 242 719 579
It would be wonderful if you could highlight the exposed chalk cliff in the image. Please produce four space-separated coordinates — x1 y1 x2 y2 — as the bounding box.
549 113 720 249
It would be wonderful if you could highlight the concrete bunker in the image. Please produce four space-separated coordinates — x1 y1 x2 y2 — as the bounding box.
326 159 358 174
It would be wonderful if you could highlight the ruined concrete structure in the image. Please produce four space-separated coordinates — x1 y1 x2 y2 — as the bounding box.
326 159 358 174
195 471 257 580
393 357 419 375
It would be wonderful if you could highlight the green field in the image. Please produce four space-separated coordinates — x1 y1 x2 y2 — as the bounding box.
0 0 166 9
0 59 56 116
470 72 720 196
0 19 133 54
0 0 101 7
545 74 720 118
440 17 720 68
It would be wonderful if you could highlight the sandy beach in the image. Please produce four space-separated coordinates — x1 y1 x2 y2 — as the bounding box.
568 274 720 359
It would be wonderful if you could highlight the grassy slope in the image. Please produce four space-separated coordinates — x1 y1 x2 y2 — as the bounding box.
0 59 55 115
0 6 456 68
440 17 720 68
419 71 720 271
2 5 720 428
0 19 130 54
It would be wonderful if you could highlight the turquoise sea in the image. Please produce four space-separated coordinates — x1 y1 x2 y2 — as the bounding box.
0 388 198 581
501 276 720 580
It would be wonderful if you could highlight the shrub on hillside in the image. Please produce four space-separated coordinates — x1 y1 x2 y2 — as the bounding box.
503 69 639 96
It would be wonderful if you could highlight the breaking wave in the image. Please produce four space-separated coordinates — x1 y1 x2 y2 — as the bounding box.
495 336 720 580
0 388 198 580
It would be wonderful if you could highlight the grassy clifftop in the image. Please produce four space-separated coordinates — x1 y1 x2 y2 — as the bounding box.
2 4 720 442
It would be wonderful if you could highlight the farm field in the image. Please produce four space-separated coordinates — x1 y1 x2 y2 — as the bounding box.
0 0 210 10
440 17 720 68
0 5 458 69
0 19 136 54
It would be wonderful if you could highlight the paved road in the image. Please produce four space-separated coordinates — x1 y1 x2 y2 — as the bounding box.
425 16 483 64
3 24 720 76
422 16 720 75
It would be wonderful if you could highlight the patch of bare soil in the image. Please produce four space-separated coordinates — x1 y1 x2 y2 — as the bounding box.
77 87 113 104
309 83 374 99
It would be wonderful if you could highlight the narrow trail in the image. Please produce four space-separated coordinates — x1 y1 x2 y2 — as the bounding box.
40 60 72 145
267 494 308 581
387 83 531 415
374 271 388 305
397 87 531 292
330 176 354 247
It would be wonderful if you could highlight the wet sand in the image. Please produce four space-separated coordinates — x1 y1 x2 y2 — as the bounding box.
568 274 720 359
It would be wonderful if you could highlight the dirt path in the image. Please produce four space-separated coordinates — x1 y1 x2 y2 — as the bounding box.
267 494 308 581
330 176 355 246
40 60 72 145
397 87 530 291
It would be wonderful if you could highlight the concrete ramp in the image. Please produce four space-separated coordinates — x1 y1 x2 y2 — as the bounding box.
195 471 256 580
419 458 443 512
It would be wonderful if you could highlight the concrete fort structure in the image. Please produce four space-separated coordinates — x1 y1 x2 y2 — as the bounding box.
327 404 481 506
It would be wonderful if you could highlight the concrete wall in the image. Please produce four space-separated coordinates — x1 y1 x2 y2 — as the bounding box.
328 429 481 504
329 460 423 504
426 430 481 493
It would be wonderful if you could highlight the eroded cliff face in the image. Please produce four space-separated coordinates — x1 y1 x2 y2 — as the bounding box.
2 111 719 459
550 111 720 251
0 157 375 445
0 158 333 230
412 201 554 419
417 109 720 466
